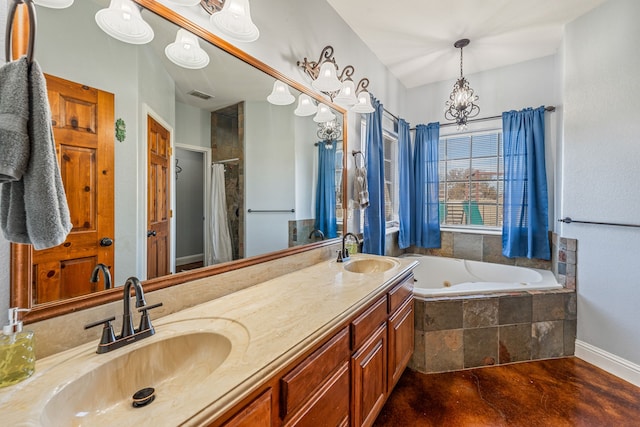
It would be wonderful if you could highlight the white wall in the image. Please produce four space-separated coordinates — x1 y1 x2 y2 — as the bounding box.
561 0 640 369
245 101 296 256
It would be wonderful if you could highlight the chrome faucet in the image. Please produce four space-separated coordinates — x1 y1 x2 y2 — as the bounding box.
90 263 112 290
84 276 162 354
337 233 360 262
308 229 325 240
121 277 147 338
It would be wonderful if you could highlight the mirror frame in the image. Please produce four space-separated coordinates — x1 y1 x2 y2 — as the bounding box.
10 0 348 323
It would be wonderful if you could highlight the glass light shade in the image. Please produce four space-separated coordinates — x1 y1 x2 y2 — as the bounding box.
313 103 336 123
351 90 374 113
334 79 358 106
33 0 74 8
294 94 317 116
312 62 342 92
165 0 200 5
95 0 154 45
210 0 259 43
165 29 210 69
267 80 295 105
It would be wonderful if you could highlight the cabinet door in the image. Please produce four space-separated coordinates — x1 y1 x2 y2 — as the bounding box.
221 389 272 427
351 324 387 427
388 298 414 392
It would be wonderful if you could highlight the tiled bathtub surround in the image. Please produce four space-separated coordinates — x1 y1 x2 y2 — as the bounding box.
410 289 577 373
552 234 578 290
407 231 552 270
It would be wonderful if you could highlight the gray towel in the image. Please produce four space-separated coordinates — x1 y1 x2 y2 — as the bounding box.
0 57 30 182
0 58 72 249
354 166 370 209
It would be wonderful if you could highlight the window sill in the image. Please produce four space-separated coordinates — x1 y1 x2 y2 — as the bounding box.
440 226 502 236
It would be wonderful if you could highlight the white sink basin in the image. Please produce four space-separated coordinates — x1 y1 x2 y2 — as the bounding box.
32 318 250 427
343 257 399 274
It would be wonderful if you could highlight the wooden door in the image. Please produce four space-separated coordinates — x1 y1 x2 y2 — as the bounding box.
26 74 115 304
147 116 171 279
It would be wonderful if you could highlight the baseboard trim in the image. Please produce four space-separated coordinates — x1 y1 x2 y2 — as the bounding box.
575 340 640 387
176 253 204 266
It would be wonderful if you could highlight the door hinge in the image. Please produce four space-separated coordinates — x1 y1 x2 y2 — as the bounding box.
170 209 173 218
169 146 173 156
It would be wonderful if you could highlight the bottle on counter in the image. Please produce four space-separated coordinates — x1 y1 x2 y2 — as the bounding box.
0 308 35 388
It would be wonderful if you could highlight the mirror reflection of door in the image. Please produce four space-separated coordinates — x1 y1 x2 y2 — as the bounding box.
29 74 115 304
147 115 171 279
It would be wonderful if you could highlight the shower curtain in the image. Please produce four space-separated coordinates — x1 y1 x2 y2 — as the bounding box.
207 164 233 265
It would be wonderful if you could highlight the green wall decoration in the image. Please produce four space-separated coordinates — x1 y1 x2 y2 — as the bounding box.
115 118 126 142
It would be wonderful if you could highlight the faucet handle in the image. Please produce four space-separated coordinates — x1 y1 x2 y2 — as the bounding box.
84 316 117 350
137 302 163 332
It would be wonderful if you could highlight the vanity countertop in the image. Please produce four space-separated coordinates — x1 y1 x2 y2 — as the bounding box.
0 254 417 426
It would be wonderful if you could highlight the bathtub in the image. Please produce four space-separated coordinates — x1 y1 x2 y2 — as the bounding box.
401 254 562 298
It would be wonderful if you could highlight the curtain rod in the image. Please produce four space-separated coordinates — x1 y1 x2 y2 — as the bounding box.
438 105 556 129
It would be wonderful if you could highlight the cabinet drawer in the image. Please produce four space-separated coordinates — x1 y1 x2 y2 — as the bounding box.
284 362 350 427
281 327 350 417
388 274 414 314
351 296 387 350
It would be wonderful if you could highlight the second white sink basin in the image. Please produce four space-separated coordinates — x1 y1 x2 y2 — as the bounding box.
343 257 399 274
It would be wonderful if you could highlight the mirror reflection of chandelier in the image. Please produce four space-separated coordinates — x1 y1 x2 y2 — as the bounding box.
444 38 480 130
317 120 341 149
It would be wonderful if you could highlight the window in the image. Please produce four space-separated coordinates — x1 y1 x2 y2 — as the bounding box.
383 131 399 227
359 117 399 231
439 131 503 228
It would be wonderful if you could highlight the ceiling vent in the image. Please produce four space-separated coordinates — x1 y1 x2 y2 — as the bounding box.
188 90 214 100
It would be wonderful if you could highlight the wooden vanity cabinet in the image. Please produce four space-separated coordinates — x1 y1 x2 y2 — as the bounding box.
212 272 414 427
350 296 388 427
220 389 273 427
387 276 415 393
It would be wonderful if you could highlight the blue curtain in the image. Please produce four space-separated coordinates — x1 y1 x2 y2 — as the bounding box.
412 123 441 248
314 142 338 239
502 106 550 259
363 97 385 255
397 119 413 249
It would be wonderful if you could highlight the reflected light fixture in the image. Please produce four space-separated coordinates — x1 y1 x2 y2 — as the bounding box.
294 94 317 116
313 103 336 123
33 0 74 8
298 46 374 113
165 28 210 69
95 0 154 45
267 80 295 105
317 120 341 150
207 0 259 43
444 38 479 129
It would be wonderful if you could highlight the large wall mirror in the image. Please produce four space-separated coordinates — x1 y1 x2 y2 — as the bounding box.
11 0 347 322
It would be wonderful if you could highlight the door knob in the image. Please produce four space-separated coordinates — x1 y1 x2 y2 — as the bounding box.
147 230 157 238
100 237 113 247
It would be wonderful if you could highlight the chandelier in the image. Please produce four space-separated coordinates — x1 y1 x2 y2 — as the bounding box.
444 39 479 129
317 120 341 149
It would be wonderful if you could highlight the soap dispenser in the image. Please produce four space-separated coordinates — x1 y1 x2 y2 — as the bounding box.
0 308 35 388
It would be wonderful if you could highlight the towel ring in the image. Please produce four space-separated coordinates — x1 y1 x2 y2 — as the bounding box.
5 0 37 64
